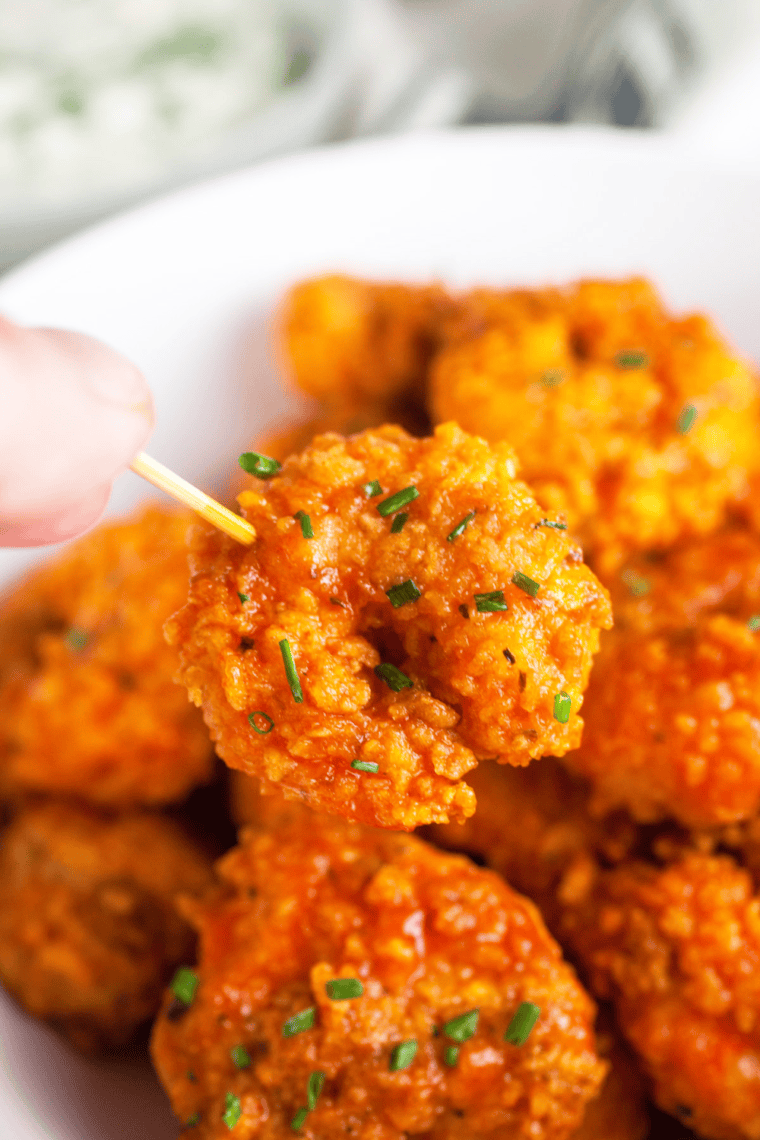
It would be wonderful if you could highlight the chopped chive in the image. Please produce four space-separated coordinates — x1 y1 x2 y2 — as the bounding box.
459 603 470 620
553 691 572 724
375 663 413 692
352 759 379 774
749 615 760 631
329 596 345 607
293 510 314 539
307 1070 326 1111
363 479 382 497
230 1045 251 1070
282 1007 316 1036
503 647 516 664
377 486 419 517
248 710 274 735
326 977 363 1000
65 628 88 651
475 590 507 613
170 967 198 1006
541 369 565 387
443 1009 479 1043
237 592 249 604
444 1044 460 1067
389 1040 418 1071
447 510 476 542
186 1113 201 1127
504 1002 541 1046
238 451 281 479
291 1107 309 1132
386 580 422 608
620 568 650 597
511 571 540 598
279 639 304 703
187 1071 197 1083
390 512 409 534
536 518 567 531
676 403 698 435
615 350 648 369
223 1091 242 1130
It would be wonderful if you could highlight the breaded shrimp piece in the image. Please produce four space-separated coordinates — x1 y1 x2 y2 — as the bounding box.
0 800 213 1052
166 423 611 830
279 274 449 425
429 278 760 573
566 525 760 827
0 505 214 808
151 812 606 1140
564 852 760 1140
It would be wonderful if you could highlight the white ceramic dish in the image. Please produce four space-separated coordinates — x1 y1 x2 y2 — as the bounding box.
0 125 759 1139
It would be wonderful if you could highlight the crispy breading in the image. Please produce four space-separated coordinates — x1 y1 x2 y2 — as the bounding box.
429 278 760 572
151 811 606 1140
166 423 611 830
0 800 213 1052
567 525 760 827
0 505 214 808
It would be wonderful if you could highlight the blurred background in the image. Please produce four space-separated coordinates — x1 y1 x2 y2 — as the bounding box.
1 0 759 273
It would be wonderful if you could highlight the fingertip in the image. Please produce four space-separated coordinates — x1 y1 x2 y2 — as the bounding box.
0 485 112 547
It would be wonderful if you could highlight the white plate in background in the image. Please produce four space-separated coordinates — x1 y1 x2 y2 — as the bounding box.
0 125 759 1138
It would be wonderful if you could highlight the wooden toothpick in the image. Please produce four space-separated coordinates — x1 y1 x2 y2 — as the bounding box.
130 452 255 545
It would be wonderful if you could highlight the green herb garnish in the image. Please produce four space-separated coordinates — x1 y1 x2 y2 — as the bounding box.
620 568 650 597
749 615 760 631
307 1070 326 1110
541 369 565 387
444 1045 459 1067
238 452 281 479
237 592 249 604
230 1045 251 1069
329 596 344 606
294 510 314 539
615 350 648 369
536 518 567 531
447 511 476 542
170 967 198 1006
511 571 540 598
279 639 304 703
375 663 413 692
504 1002 540 1046
364 480 382 497
291 1108 309 1132
65 629 88 651
676 403 698 435
474 590 507 613
390 512 408 533
186 1113 201 1127
352 759 379 773
553 691 572 724
389 1040 418 1071
282 1007 316 1037
326 977 363 1000
223 1091 242 1129
443 1009 479 1043
377 486 419 517
248 711 274 735
386 580 422 608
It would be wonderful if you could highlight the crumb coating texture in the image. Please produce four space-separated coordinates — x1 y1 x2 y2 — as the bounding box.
0 800 213 1051
429 278 760 572
568 526 760 827
0 505 214 807
151 812 606 1139
167 423 611 830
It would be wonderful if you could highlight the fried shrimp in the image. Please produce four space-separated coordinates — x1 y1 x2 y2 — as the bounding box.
167 422 611 830
429 278 760 573
279 274 449 428
150 812 606 1140
564 852 760 1140
0 505 214 808
566 524 760 827
0 801 213 1052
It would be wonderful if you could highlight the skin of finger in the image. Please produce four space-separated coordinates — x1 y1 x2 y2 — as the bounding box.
0 320 155 544
0 484 113 547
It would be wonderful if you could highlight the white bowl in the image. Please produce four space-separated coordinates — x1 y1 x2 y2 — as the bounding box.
0 125 759 1138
